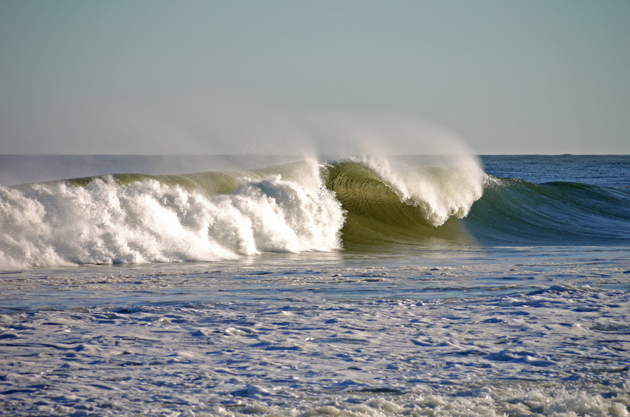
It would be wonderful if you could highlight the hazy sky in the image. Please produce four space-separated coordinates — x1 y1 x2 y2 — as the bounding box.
1 0 629 155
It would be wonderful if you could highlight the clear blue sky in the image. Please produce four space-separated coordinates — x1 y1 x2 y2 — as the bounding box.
1 0 629 154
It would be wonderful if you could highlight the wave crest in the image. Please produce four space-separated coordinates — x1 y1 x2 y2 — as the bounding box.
363 155 484 226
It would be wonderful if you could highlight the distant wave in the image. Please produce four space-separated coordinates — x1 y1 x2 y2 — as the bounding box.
1 157 629 268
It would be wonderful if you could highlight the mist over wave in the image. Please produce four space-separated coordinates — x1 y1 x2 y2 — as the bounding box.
0 110 494 268
3 103 628 269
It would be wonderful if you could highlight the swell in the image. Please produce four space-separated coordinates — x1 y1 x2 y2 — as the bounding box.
464 176 630 245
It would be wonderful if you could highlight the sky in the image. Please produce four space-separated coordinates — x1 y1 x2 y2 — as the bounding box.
1 0 629 155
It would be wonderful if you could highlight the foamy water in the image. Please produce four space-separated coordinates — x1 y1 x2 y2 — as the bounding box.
0 162 344 269
1 248 629 416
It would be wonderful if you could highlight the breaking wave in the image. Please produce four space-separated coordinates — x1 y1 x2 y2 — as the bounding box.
0 160 343 268
2 155 629 268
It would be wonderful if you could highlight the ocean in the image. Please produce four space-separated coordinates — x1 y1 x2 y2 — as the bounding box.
0 154 629 416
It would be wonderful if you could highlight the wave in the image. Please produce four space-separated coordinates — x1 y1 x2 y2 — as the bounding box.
0 160 344 268
465 176 630 245
321 158 483 248
1 157 629 268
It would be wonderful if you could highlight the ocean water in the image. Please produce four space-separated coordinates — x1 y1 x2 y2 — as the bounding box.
0 154 629 416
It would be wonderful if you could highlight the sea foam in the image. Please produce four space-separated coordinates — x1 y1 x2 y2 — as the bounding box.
0 169 345 269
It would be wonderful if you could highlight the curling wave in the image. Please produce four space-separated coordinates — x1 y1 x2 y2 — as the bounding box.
321 158 483 248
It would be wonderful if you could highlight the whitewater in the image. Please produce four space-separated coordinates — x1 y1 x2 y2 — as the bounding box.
1 154 629 416
0 160 344 268
0 155 487 268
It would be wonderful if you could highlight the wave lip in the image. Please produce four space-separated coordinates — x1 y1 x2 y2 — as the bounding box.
363 155 484 226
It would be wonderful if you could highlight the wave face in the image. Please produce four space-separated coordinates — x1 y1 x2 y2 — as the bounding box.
0 161 345 268
1 155 630 268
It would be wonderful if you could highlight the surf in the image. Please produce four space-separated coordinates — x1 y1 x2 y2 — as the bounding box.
0 154 487 268
2 154 630 269
0 159 345 268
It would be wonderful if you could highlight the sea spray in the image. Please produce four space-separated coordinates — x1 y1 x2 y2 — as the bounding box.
363 154 485 226
303 112 485 226
0 164 345 269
